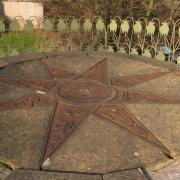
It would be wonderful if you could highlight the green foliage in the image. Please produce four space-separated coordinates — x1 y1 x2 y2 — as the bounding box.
0 32 42 56
0 161 12 180
0 161 13 171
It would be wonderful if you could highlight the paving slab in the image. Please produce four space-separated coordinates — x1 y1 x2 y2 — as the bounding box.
0 106 53 169
0 60 8 69
0 60 50 79
130 73 180 100
126 103 180 155
103 169 146 180
146 158 180 180
0 52 46 65
93 52 180 71
0 52 180 178
0 84 32 102
42 115 167 173
5 169 102 180
108 59 168 77
47 53 169 77
48 54 104 74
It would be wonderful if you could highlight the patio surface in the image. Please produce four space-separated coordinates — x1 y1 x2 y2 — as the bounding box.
0 52 180 180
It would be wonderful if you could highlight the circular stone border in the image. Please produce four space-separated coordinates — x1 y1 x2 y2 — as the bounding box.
0 51 180 72
1 51 180 180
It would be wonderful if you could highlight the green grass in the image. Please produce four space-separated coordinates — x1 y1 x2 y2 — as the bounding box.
0 161 13 180
0 161 13 171
0 32 43 56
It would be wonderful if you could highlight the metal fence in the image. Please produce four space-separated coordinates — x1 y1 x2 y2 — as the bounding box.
0 16 180 63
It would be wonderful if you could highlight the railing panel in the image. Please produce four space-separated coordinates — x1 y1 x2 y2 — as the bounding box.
0 16 179 63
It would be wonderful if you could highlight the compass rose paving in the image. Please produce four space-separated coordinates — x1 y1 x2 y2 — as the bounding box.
0 52 180 179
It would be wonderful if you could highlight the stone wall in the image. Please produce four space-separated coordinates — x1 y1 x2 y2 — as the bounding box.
1 1 43 28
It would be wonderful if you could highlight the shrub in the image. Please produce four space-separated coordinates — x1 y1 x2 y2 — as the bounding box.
0 32 42 56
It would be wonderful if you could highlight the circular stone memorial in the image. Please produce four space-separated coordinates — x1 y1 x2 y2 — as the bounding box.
0 52 180 180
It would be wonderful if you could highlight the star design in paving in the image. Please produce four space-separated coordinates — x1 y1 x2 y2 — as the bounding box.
0 58 179 168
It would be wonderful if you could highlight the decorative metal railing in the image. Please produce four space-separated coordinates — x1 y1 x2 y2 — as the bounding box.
0 16 180 63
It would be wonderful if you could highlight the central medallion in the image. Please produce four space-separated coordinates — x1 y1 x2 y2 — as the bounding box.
59 79 111 104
